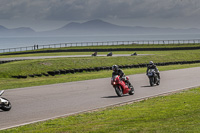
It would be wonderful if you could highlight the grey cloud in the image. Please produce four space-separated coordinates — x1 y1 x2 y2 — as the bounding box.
0 0 200 21
0 0 47 19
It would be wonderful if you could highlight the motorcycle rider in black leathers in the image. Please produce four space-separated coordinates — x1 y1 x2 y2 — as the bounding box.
146 61 160 79
112 65 131 85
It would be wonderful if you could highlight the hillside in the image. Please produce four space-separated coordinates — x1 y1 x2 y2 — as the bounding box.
1 19 200 36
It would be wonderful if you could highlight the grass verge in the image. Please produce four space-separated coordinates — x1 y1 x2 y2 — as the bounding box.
2 87 200 132
1 50 200 78
0 63 200 90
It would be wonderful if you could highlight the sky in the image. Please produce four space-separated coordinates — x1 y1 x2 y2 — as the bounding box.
0 0 200 31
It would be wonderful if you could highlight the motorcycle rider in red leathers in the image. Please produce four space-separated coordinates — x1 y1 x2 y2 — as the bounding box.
112 65 131 86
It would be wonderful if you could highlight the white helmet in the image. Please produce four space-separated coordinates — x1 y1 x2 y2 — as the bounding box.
149 61 154 65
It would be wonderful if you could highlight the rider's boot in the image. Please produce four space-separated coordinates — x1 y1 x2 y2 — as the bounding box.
126 80 131 87
157 73 160 79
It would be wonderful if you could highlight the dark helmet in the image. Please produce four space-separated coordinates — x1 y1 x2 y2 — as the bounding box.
112 65 118 71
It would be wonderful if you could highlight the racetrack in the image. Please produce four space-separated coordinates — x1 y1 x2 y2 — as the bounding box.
0 67 200 130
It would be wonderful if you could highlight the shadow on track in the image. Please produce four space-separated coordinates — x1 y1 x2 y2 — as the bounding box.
141 85 153 88
102 95 130 98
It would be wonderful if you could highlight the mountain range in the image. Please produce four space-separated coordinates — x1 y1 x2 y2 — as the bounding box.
0 25 35 36
0 19 200 36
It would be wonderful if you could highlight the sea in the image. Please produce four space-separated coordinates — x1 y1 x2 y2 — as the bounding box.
0 33 200 50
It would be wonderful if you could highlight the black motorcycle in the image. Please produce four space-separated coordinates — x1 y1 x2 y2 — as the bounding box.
107 52 112 56
147 69 160 86
0 90 11 111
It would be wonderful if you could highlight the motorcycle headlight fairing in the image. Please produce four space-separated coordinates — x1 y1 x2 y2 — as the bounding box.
0 98 8 105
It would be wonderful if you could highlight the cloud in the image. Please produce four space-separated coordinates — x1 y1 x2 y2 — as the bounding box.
0 0 47 19
0 0 200 21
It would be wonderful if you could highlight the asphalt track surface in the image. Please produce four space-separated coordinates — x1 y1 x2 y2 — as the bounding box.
0 67 200 130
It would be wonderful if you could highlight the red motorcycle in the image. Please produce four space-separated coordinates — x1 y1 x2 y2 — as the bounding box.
111 75 134 97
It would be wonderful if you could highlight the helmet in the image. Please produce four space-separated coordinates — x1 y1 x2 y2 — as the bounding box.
149 61 154 65
149 61 154 67
112 65 118 72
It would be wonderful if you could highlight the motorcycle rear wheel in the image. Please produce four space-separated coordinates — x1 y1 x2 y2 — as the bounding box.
115 86 123 97
0 97 11 111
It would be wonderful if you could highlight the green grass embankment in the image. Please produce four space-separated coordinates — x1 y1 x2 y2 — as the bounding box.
0 63 199 90
0 50 200 90
1 50 200 78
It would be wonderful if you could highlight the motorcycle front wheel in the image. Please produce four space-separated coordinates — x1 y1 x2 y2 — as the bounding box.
129 85 134 95
114 86 123 97
0 97 11 111
149 77 154 86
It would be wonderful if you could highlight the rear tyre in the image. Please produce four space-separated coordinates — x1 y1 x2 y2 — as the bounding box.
0 97 11 111
115 86 123 97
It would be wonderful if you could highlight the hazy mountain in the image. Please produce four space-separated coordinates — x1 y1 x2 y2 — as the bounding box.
12 27 35 33
50 19 126 35
0 26 36 36
1 19 200 36
0 25 8 31
59 19 120 29
49 19 200 35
